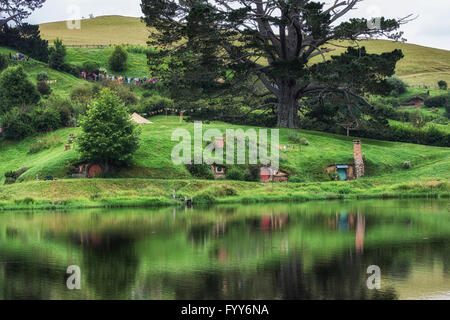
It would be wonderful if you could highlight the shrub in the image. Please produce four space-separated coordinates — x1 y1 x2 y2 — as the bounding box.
438 80 448 90
0 107 34 140
116 86 139 106
244 165 260 182
289 176 304 183
30 106 61 132
387 76 408 96
409 109 426 128
140 95 174 115
4 167 28 184
0 65 40 113
44 95 75 127
288 132 302 144
109 45 128 72
36 80 51 95
99 80 139 106
36 72 49 81
424 96 447 108
193 192 216 204
82 61 101 73
299 137 310 146
71 85 94 105
0 53 8 71
226 167 245 181
186 164 215 180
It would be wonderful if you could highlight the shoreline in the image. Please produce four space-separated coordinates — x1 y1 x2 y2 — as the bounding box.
0 178 448 211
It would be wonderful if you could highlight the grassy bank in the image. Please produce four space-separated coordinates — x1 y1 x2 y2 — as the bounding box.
0 174 448 210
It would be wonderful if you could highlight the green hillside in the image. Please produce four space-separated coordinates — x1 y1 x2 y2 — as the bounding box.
0 116 448 208
38 15 450 88
0 47 84 95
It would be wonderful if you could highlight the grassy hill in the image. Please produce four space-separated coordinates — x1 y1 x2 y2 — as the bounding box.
39 15 450 88
0 116 448 209
0 47 85 95
39 15 150 46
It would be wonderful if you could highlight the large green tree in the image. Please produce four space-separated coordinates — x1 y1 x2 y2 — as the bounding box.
48 38 67 71
141 0 410 128
0 65 40 113
78 89 141 166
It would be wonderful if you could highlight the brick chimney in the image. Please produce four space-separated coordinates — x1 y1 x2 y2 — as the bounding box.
353 140 364 178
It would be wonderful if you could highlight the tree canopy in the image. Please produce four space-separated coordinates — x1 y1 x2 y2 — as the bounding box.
0 0 45 27
141 0 411 128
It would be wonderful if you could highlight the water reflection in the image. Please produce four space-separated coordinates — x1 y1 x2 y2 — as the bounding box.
0 199 449 300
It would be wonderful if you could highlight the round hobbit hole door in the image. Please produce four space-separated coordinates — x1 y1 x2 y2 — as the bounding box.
217 167 223 173
88 164 102 178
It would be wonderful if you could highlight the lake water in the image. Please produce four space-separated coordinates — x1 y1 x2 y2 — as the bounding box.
0 199 449 300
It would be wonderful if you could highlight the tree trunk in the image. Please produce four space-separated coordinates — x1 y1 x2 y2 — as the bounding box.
277 85 299 129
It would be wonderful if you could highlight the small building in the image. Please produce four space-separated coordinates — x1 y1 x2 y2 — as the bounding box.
260 167 289 182
210 164 226 180
326 164 356 181
403 96 425 106
325 141 365 181
72 163 103 178
131 113 152 124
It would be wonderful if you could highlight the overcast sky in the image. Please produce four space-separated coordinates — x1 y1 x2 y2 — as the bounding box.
26 0 450 50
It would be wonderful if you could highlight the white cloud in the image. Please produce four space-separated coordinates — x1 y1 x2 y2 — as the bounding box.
26 0 450 50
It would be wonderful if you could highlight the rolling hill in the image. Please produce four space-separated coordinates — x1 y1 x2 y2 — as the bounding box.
38 15 450 88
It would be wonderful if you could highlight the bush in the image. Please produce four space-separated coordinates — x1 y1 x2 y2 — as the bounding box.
193 192 216 204
4 167 28 184
109 45 128 72
140 95 174 115
424 96 448 108
0 107 34 140
82 61 101 73
186 164 215 180
71 85 94 105
289 176 304 183
30 106 61 132
438 80 448 90
36 80 51 95
44 95 75 127
244 165 260 182
115 86 139 106
0 65 40 113
226 167 245 181
0 54 8 71
288 132 302 144
36 72 49 81
387 76 408 96
409 109 426 128
299 137 310 146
